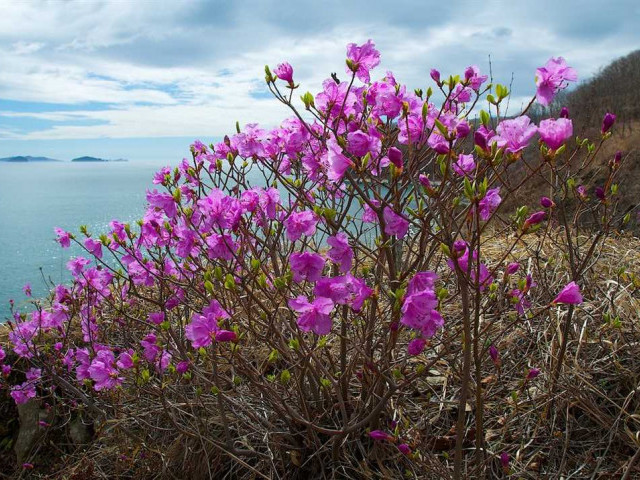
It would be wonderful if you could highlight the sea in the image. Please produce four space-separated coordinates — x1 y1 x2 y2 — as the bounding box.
0 161 169 321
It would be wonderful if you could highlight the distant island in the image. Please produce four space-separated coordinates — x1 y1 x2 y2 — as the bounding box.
0 155 129 163
71 156 128 163
0 155 61 162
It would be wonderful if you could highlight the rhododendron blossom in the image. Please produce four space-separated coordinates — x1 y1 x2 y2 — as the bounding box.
290 252 325 282
535 57 577 106
327 232 353 273
346 39 380 83
284 210 318 242
185 300 231 348
538 118 573 151
552 281 583 305
288 295 334 335
494 116 537 154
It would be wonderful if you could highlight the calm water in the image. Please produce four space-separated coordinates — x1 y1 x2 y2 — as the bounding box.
0 161 168 320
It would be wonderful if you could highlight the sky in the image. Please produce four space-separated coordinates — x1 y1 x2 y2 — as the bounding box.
0 0 638 163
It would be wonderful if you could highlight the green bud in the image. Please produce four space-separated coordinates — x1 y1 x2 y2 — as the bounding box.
224 273 236 290
479 109 490 126
280 370 291 384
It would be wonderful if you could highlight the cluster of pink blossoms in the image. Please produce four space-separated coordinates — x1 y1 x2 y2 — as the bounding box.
1 39 586 407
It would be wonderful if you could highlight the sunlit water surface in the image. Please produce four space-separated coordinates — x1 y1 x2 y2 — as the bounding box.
0 162 169 320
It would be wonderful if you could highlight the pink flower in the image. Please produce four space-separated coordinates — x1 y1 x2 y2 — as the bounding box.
284 210 318 242
66 256 91 276
116 350 135 369
327 232 353 273
535 57 577 106
290 252 325 282
495 116 537 154
447 245 494 290
383 206 409 238
313 274 372 311
362 199 380 223
346 130 372 157
54 227 71 248
274 62 294 84
22 283 32 297
538 118 573 151
452 154 476 177
84 238 103 259
346 39 381 83
88 350 122 391
288 295 334 335
146 189 177 218
11 382 37 405
478 188 501 221
326 136 354 182
552 281 583 305
401 271 443 340
464 65 488 90
176 361 190 374
148 312 165 325
185 299 230 348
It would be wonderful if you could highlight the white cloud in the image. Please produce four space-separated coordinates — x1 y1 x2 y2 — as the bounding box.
0 0 638 140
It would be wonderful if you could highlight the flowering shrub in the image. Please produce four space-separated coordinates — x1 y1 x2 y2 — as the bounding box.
0 40 630 477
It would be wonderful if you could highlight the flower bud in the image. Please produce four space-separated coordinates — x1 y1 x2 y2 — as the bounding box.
506 262 520 275
430 68 441 84
387 147 403 169
274 62 294 85
452 239 467 258
397 444 412 455
601 112 616 134
559 107 569 118
500 452 510 470
408 337 426 356
526 368 540 379
540 196 555 208
610 150 622 169
489 344 499 365
523 211 547 231
369 430 392 441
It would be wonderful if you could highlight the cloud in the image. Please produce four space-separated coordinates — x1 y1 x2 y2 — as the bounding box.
0 0 638 141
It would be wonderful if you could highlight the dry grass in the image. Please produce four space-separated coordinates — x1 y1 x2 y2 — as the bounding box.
2 231 640 479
